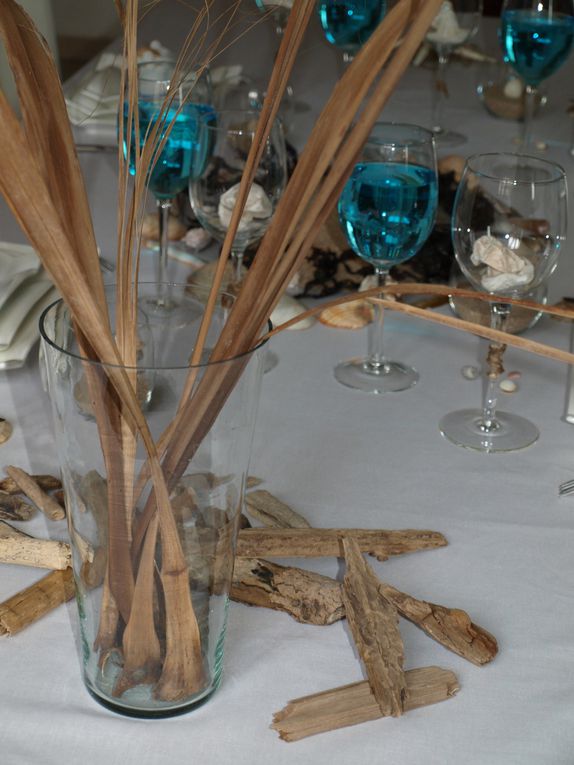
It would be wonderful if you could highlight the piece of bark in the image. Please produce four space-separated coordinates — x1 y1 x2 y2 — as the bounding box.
0 536 71 570
0 473 62 495
379 582 498 666
271 666 460 742
236 528 447 560
0 418 12 444
342 537 406 717
5 467 65 521
244 490 311 529
0 492 35 521
0 568 75 636
246 476 264 489
231 557 345 625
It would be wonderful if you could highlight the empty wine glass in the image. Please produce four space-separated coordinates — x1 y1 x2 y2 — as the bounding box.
122 60 213 310
189 110 287 281
499 0 574 151
440 152 568 452
335 123 438 394
426 0 482 146
317 0 387 63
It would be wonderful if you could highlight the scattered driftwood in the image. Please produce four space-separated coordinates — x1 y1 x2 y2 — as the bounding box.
5 467 65 521
0 568 75 636
271 666 460 742
244 490 311 529
342 538 405 717
231 557 345 625
0 536 71 570
0 493 35 521
236 528 447 560
379 583 498 666
0 473 61 495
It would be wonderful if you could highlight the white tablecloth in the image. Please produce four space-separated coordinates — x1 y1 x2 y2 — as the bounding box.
1 5 574 764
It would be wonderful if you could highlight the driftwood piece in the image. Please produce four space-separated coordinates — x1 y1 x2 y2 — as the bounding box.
5 466 65 521
271 666 460 742
0 536 71 570
246 476 264 489
0 473 61 495
0 568 75 636
342 537 406 717
0 492 35 521
236 528 447 560
379 582 498 666
0 418 12 445
231 557 345 625
244 490 311 529
0 520 32 539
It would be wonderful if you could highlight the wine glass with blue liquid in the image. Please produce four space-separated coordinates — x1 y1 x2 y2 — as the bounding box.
335 123 438 394
317 0 387 63
123 60 213 311
500 0 574 150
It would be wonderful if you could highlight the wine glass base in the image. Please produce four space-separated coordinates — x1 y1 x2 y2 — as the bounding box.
432 127 467 149
439 408 539 453
334 358 418 394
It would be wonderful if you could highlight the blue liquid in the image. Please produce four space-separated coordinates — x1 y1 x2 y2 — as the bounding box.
318 0 386 53
123 101 214 199
338 162 437 268
500 10 574 86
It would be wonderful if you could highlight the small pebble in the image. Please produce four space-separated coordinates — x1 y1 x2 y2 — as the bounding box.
507 370 522 380
499 379 518 393
461 365 480 380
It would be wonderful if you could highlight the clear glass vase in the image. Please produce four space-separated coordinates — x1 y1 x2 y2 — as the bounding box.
40 283 265 718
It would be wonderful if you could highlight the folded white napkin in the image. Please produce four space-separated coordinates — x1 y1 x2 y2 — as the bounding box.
0 286 58 371
65 53 122 127
0 242 58 370
0 242 42 311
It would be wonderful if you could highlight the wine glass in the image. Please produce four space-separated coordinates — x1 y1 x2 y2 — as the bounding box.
440 153 568 452
499 0 574 151
317 0 387 63
335 122 438 394
122 60 213 310
426 0 482 147
254 0 291 37
189 110 287 282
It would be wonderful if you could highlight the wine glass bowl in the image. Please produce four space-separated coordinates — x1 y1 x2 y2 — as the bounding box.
334 122 438 394
499 0 574 149
317 0 387 61
123 60 213 309
440 152 568 451
189 110 287 279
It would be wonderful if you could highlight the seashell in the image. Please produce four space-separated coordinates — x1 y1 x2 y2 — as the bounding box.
461 365 480 380
319 300 374 329
0 418 12 445
270 295 315 330
507 370 521 380
499 379 518 393
182 227 212 251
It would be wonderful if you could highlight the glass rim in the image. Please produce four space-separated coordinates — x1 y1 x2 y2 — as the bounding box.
39 282 270 372
365 121 435 148
464 152 566 184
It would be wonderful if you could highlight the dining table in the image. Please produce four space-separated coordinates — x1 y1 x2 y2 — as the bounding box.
1 2 574 763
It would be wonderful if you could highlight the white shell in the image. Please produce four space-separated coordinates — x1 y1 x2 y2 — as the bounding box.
270 295 315 330
218 183 272 232
471 235 534 292
499 379 518 393
461 365 480 380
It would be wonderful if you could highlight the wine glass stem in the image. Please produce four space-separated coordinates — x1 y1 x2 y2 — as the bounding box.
156 198 172 296
480 303 510 433
432 52 450 134
232 247 245 283
522 85 537 150
366 268 388 370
